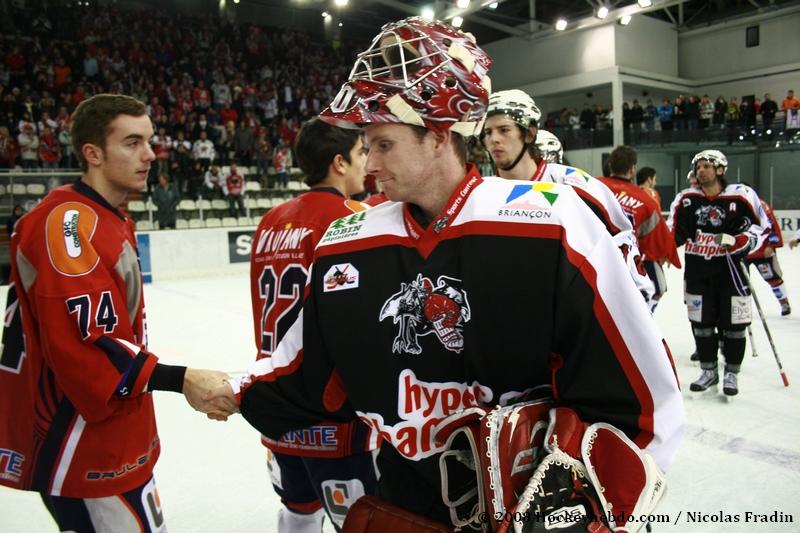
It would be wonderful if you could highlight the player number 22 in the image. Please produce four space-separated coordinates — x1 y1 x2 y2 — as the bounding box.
258 264 307 356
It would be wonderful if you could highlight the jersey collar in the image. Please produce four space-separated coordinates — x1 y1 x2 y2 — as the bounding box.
72 179 127 221
402 163 482 244
307 187 345 198
530 159 548 182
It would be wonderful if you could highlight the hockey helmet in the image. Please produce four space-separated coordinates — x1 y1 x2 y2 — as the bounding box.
485 89 541 130
534 129 563 164
691 149 728 173
320 17 492 136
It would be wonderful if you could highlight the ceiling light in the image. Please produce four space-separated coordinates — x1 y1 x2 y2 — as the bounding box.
421 7 435 21
321 11 329 17
596 6 608 19
457 0 470 9
619 14 632 25
233 0 240 4
334 0 349 6
488 2 498 9
638 0 653 7
452 16 464 28
555 18 567 31
338 22 343 27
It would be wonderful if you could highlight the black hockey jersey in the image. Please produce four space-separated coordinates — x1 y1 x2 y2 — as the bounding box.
668 183 767 282
234 170 684 519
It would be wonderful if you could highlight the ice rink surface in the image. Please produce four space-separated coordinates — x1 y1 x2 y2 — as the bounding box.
2 248 799 532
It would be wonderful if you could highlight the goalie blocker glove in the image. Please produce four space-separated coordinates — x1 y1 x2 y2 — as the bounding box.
438 404 667 533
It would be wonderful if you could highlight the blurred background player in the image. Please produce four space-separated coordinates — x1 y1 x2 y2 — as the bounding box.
637 166 661 207
668 149 768 396
741 183 791 315
208 17 683 531
598 147 680 313
533 128 563 164
0 94 231 533
790 229 800 249
248 117 378 532
482 92 655 304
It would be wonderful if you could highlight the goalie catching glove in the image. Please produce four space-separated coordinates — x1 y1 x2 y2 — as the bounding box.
437 404 667 532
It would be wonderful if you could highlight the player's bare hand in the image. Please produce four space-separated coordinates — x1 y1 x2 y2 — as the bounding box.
790 239 799 250
183 368 238 416
203 383 239 421
764 246 775 258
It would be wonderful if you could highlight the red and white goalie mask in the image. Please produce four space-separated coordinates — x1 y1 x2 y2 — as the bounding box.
320 17 493 136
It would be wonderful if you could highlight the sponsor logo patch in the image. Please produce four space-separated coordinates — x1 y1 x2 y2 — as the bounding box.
544 504 588 530
322 479 365 527
731 295 752 324
357 369 493 460
379 274 470 354
0 448 24 483
499 183 555 219
46 202 100 276
320 212 367 244
685 230 728 259
323 263 359 292
563 166 592 185
686 293 702 322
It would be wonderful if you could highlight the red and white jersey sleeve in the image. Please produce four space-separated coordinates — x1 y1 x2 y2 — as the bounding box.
0 182 159 498
537 162 654 301
747 200 782 260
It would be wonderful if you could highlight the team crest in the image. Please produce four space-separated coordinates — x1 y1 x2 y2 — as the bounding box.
695 205 725 227
323 263 359 292
379 274 471 355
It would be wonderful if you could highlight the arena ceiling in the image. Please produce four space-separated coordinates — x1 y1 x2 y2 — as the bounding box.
241 0 800 45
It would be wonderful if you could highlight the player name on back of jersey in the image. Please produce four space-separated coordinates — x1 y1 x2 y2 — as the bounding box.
254 225 314 257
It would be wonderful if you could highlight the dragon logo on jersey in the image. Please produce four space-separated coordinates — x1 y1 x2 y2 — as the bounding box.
695 205 726 227
380 274 471 354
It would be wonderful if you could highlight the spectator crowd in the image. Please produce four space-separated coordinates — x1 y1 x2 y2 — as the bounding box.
0 1 362 201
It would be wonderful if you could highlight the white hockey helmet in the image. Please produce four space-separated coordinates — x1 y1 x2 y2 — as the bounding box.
486 89 541 129
534 129 563 164
691 149 728 173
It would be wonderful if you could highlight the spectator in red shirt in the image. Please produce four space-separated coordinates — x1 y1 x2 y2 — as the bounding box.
0 126 19 169
37 126 62 169
272 141 291 189
224 161 246 217
192 80 211 110
220 102 238 126
53 57 72 91
151 126 173 176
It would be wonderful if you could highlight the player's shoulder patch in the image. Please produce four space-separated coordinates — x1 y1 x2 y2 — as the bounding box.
323 263 360 292
45 201 100 276
319 210 369 245
343 199 370 213
502 181 563 206
562 165 593 184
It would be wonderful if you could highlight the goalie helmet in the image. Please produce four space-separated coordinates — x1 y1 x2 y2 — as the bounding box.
320 17 492 136
534 129 563 164
485 89 541 129
691 149 728 173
